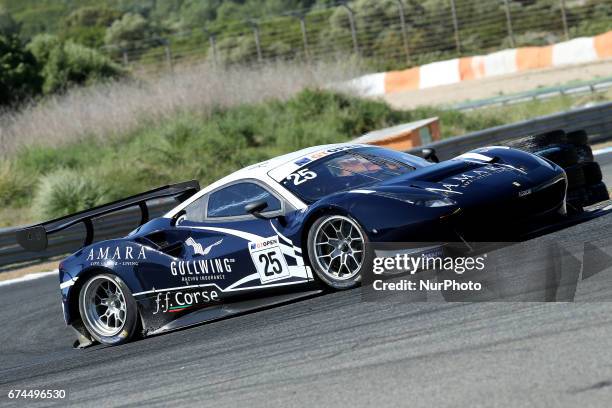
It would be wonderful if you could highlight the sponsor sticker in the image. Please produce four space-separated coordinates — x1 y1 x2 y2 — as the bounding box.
85 245 146 266
248 237 291 283
153 289 220 314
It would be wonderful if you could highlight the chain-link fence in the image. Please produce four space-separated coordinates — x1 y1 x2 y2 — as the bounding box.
103 0 612 75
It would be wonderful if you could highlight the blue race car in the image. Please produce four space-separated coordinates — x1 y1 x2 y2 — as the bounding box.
17 143 567 346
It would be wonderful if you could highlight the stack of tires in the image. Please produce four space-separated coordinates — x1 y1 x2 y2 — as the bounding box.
502 129 609 213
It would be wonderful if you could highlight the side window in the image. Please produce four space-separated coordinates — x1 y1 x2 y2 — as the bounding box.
207 183 281 218
183 195 207 223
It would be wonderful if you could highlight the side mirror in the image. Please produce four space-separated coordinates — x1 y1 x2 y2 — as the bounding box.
422 148 440 163
245 200 270 219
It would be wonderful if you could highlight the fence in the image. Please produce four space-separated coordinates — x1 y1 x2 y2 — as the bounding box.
102 0 612 74
2 101 612 270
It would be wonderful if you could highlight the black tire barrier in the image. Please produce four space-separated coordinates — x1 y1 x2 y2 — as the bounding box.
533 130 568 146
535 144 579 168
582 162 603 185
586 182 610 206
567 130 589 145
505 130 567 152
575 144 594 163
564 164 586 190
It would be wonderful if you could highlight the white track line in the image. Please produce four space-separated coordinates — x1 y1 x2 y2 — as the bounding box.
0 270 58 287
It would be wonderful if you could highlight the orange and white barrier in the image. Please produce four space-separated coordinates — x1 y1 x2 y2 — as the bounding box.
349 31 612 96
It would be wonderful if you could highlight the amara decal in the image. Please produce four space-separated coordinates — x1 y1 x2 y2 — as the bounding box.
426 165 513 195
86 245 147 266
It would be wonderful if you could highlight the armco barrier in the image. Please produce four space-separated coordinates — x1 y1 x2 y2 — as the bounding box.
408 101 612 160
1 101 612 270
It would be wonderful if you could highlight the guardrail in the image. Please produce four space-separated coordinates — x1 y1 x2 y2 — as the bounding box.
1 101 612 271
409 101 612 160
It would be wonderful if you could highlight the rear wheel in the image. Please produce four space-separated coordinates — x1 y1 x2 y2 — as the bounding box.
79 274 139 346
307 215 370 290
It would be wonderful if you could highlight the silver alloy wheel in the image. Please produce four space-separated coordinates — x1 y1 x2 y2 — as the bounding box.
81 275 127 337
313 215 365 281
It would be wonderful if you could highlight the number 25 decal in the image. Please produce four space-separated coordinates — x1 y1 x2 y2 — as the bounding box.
287 168 317 185
258 251 283 276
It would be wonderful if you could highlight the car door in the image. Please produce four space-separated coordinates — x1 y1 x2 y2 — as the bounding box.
173 180 312 300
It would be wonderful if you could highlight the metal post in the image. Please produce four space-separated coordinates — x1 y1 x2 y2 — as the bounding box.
299 16 311 62
122 50 129 66
250 21 263 63
341 3 359 56
449 0 461 54
164 40 173 74
503 0 515 48
396 0 410 63
560 0 569 40
209 35 218 66
204 29 218 67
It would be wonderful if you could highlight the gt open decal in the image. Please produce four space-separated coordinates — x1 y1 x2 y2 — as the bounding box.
249 236 291 283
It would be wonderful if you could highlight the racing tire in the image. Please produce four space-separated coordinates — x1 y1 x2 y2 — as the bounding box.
79 273 139 346
585 182 610 206
535 145 578 168
307 214 371 290
582 162 603 185
564 164 586 190
575 144 594 163
567 130 588 146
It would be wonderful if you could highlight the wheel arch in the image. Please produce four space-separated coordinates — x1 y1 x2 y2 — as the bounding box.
67 266 146 339
67 267 145 336
299 205 351 265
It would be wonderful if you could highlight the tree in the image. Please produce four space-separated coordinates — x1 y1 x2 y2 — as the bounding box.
28 35 126 95
60 6 121 48
0 35 42 106
0 8 20 37
104 13 158 51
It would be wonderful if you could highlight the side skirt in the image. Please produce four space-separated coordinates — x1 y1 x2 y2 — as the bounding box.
148 289 324 336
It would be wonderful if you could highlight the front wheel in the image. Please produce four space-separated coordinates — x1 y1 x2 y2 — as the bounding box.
307 215 371 290
79 273 139 346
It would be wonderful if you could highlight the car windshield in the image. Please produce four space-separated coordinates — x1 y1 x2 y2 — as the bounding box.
280 147 418 203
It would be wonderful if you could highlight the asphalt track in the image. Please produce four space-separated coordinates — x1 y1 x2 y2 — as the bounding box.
1 159 612 407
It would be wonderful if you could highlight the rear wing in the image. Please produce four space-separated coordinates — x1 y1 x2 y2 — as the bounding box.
16 180 200 252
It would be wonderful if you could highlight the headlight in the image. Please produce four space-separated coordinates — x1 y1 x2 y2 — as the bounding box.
378 192 457 207
413 197 457 207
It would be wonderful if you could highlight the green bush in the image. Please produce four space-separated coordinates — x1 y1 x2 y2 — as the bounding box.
104 13 160 51
60 6 121 48
28 34 127 94
0 161 34 206
33 168 110 219
0 34 42 106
